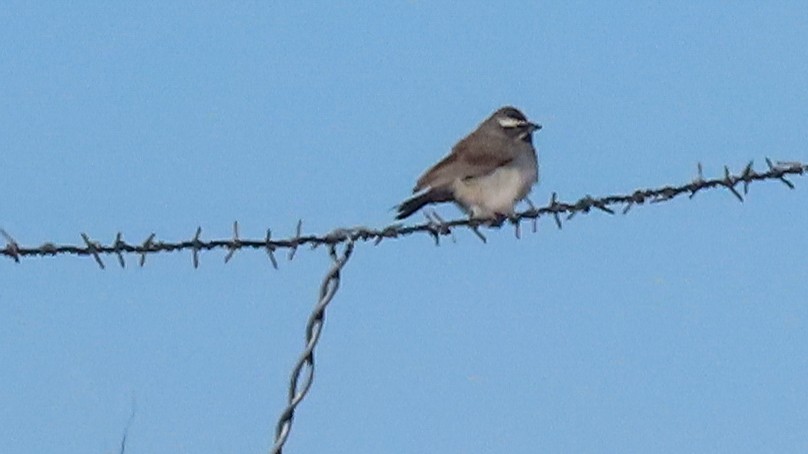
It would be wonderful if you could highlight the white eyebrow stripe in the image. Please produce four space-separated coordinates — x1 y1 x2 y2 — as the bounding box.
497 117 525 128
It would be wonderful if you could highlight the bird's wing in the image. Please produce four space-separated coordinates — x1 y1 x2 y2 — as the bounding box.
414 132 515 192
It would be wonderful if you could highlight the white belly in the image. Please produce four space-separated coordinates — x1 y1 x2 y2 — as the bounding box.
452 151 538 218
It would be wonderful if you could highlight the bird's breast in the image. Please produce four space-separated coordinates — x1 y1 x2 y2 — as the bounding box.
453 149 538 217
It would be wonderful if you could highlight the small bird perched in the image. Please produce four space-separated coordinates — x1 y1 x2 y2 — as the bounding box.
395 106 542 220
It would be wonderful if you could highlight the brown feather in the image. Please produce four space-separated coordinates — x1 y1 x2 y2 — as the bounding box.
413 130 515 192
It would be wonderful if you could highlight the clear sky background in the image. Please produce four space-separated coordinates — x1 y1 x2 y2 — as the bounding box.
2 2 808 453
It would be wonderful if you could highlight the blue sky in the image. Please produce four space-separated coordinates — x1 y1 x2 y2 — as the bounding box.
2 2 808 453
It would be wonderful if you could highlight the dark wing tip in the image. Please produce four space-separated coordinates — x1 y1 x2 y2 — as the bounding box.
395 193 430 220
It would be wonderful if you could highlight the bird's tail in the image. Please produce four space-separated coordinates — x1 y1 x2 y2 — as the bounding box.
395 189 451 220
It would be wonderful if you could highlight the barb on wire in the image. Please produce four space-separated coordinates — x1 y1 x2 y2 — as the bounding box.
724 166 744 202
1 160 806 267
113 233 126 268
549 192 563 229
427 210 456 244
1 229 20 263
469 221 487 243
265 229 279 269
270 236 354 454
192 227 203 269
768 158 797 189
139 233 156 267
741 160 754 195
525 198 539 233
80 233 105 269
288 220 303 261
224 221 240 264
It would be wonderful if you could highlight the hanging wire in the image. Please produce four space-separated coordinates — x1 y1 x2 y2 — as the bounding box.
270 239 354 454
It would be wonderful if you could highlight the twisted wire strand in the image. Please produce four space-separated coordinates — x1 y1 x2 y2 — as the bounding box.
270 241 354 454
1 159 804 267
2 159 806 453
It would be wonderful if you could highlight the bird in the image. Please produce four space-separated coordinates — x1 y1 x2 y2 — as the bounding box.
395 106 542 220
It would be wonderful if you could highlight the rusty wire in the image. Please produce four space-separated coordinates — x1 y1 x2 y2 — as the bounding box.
270 240 354 454
0 159 805 267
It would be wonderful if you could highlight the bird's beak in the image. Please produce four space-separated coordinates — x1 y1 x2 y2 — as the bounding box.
530 122 542 132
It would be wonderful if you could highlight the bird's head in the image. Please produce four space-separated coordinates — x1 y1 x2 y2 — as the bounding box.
491 106 541 143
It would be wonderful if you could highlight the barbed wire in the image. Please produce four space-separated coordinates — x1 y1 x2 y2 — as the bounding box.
270 240 353 454
1 159 805 268
3 158 807 454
